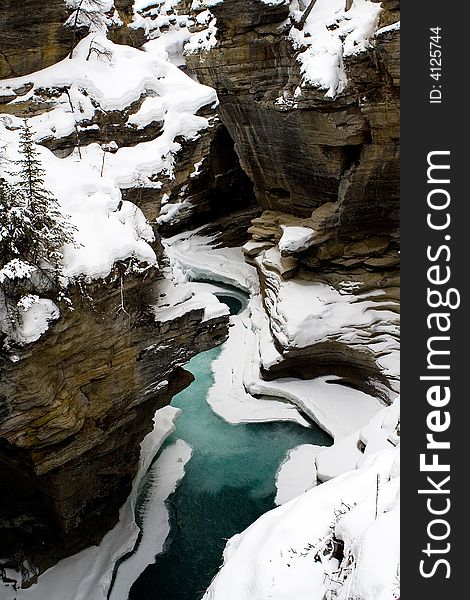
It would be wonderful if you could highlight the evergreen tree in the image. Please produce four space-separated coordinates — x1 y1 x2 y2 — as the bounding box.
14 121 76 283
0 122 76 322
0 175 36 294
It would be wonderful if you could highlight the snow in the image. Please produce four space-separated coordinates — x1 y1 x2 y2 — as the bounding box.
109 440 192 600
275 444 324 505
259 259 397 351
1 34 216 178
165 229 259 293
0 406 183 600
1 297 61 345
315 399 399 481
127 96 166 129
207 306 311 427
164 231 387 444
164 230 391 444
0 32 220 342
256 250 400 396
375 21 400 37
133 0 192 48
0 259 36 283
289 0 382 98
64 0 113 33
156 198 191 224
250 375 383 440
153 274 230 323
0 132 158 282
134 0 159 10
144 29 191 67
203 448 400 600
278 225 315 254
184 13 218 54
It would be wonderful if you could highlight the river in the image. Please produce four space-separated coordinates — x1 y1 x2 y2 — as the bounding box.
126 293 332 599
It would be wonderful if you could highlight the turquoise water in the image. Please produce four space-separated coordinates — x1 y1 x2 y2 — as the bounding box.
128 298 332 600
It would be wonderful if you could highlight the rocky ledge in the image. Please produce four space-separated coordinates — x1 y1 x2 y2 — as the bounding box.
0 19 253 581
184 0 400 399
0 258 229 582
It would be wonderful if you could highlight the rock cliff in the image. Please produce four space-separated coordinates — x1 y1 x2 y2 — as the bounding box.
0 0 72 79
184 0 400 399
0 268 228 581
0 0 400 586
0 19 251 580
0 0 153 80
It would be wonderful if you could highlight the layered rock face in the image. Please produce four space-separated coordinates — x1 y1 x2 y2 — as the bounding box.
185 0 400 398
0 261 229 579
0 15 256 579
185 0 399 234
0 0 73 79
0 0 150 80
0 0 400 585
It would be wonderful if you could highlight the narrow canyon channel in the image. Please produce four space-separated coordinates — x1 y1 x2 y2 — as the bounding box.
122 293 332 600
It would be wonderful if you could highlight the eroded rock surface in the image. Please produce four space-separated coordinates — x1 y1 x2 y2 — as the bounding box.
0 15 253 579
0 0 400 583
0 255 229 579
184 0 400 399
0 0 73 79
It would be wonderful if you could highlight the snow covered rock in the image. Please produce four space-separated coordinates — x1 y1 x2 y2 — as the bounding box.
185 0 399 244
203 448 400 600
0 19 238 579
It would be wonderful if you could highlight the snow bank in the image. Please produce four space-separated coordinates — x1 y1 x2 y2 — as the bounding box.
164 231 388 443
109 439 192 600
10 297 60 344
0 32 220 342
278 225 315 254
316 399 400 481
208 307 310 426
257 250 400 396
203 448 400 600
0 293 60 346
0 124 157 283
1 34 216 189
153 273 230 323
274 444 324 505
0 406 182 600
250 375 383 440
164 229 259 293
259 260 397 350
134 0 193 60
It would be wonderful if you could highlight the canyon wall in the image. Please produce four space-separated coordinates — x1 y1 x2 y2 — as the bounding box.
0 269 228 580
0 4 253 578
0 0 400 582
0 0 72 79
184 0 400 398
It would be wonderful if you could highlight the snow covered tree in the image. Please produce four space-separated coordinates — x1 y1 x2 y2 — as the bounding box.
66 0 110 58
0 122 76 323
15 121 76 277
0 175 36 299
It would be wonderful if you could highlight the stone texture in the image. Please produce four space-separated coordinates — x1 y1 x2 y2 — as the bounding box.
0 0 73 79
185 0 400 398
149 119 257 237
184 0 400 242
0 0 401 580
0 266 229 581
0 4 259 575
0 0 151 80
